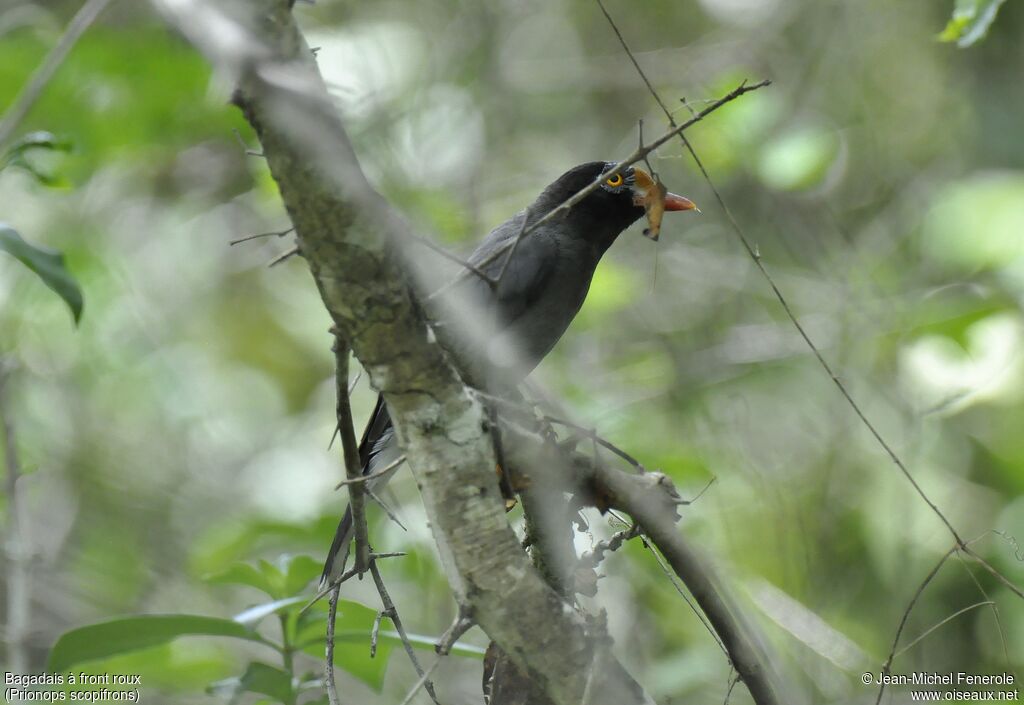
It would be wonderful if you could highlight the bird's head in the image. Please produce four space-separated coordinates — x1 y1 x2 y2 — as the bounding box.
534 161 697 249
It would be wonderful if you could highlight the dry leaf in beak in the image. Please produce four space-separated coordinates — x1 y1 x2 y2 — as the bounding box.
633 169 668 241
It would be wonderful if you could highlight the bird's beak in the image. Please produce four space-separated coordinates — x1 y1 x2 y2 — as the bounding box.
663 192 698 212
630 167 697 240
631 167 697 212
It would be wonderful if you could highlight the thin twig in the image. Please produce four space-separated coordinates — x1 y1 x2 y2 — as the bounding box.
230 226 293 245
231 127 265 157
643 535 727 657
593 0 1024 600
894 600 994 658
468 389 651 475
365 485 407 531
405 230 492 282
333 337 371 573
268 246 300 267
436 607 475 655
369 560 440 704
723 672 741 705
328 369 364 451
431 79 769 297
370 609 385 658
324 585 341 705
955 552 1010 666
303 552 407 613
543 415 647 473
0 0 114 149
397 657 443 705
335 454 405 489
875 547 956 705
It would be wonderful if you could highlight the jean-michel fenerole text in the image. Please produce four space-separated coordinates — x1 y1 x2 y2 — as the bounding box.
870 672 1016 687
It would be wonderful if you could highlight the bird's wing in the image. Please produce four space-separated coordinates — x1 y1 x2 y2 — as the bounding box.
322 214 558 586
465 213 559 326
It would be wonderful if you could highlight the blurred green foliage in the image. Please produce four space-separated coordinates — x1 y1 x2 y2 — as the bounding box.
1 0 1023 703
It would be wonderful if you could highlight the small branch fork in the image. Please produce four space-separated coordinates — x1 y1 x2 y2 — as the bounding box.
332 336 371 573
593 0 1024 609
326 339 439 703
496 416 780 705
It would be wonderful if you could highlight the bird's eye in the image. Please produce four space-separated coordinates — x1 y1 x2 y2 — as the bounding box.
605 173 624 188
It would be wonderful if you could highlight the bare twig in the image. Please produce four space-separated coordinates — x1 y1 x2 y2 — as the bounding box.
875 547 956 705
430 78 769 297
405 230 492 282
894 600 994 658
598 0 1024 610
955 552 1010 666
229 226 293 245
398 657 444 705
231 127 265 157
304 552 407 613
643 534 727 657
723 672 741 705
335 454 405 489
364 485 407 530
586 457 779 705
1 363 29 674
469 389 650 475
436 606 475 655
0 0 114 149
333 337 371 573
542 415 647 473
268 246 300 267
594 0 1024 602
369 560 440 704
324 585 341 705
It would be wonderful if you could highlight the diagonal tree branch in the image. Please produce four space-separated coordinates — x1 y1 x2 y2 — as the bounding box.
498 420 782 705
153 2 654 703
0 0 115 150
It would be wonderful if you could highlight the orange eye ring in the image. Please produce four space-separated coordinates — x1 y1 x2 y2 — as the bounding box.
605 173 624 188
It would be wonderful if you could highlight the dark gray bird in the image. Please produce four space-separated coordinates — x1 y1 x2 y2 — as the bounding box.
321 161 695 585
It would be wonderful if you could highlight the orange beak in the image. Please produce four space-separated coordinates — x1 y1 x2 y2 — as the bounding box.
631 167 698 240
663 192 698 211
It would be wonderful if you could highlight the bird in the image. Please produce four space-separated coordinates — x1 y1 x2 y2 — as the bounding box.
320 160 696 586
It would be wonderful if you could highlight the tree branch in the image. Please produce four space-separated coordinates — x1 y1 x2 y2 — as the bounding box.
332 339 370 573
499 421 782 705
153 2 654 702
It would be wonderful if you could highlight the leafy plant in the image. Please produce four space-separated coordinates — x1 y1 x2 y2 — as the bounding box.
46 554 483 703
939 0 1008 47
0 224 83 325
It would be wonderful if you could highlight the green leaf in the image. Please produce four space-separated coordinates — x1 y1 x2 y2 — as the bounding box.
2 131 73 186
2 130 72 164
0 224 83 324
47 615 263 672
938 0 1007 47
235 662 295 704
209 667 296 703
282 554 322 596
234 597 307 627
205 562 279 597
295 600 392 691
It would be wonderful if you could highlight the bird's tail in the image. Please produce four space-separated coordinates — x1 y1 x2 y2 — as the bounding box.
320 505 353 588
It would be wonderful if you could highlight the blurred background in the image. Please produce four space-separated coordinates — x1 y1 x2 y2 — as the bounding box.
1 0 1023 703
